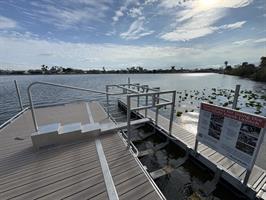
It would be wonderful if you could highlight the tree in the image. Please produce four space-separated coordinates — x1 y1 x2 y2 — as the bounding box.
41 64 49 74
260 56 266 68
224 61 228 68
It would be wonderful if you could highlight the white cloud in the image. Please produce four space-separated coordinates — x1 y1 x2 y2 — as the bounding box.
0 16 16 29
254 38 266 43
233 38 266 45
218 21 246 30
111 0 140 23
160 0 251 41
233 39 251 45
144 0 158 5
120 17 154 40
160 0 253 9
29 0 111 29
128 7 143 18
112 7 126 22
0 33 264 69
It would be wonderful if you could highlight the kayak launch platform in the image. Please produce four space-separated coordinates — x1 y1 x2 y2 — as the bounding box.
1 79 266 200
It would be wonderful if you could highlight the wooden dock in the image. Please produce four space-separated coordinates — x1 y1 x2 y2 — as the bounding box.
118 98 266 199
0 101 164 200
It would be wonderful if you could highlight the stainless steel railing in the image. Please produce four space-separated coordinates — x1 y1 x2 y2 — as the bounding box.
17 79 176 142
27 81 120 132
27 80 154 132
125 90 176 147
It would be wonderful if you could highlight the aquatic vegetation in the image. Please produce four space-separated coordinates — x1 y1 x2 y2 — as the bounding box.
223 102 229 107
174 87 265 117
176 111 183 117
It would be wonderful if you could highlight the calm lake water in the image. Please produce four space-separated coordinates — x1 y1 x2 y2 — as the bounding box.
0 73 266 168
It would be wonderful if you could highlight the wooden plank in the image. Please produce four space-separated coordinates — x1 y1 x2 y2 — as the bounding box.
208 152 224 163
227 163 246 178
120 181 155 200
110 161 139 177
0 157 99 191
116 174 148 196
0 147 97 182
15 173 104 200
140 191 162 200
248 167 265 187
64 182 106 200
217 157 234 169
0 162 101 199
0 142 97 178
113 166 143 184
90 192 109 200
253 173 266 191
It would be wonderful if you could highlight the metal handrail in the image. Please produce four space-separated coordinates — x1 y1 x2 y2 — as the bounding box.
27 81 118 132
126 90 176 147
0 107 29 130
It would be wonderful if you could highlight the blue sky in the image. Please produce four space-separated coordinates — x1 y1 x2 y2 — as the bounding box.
0 0 265 70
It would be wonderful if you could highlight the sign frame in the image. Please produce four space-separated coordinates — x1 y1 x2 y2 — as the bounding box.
194 102 266 185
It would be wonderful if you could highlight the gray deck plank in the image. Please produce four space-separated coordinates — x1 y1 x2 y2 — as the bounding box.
120 181 155 200
116 173 148 196
64 182 106 200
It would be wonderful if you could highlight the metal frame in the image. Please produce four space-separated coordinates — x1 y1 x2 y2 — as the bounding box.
14 80 24 111
26 79 168 133
126 90 176 147
27 81 117 132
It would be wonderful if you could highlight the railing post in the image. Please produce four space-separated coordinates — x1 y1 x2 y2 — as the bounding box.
232 84 240 109
169 91 176 135
128 77 130 89
14 80 24 111
127 95 131 148
28 87 38 132
155 93 159 125
106 85 110 117
145 89 148 118
137 84 140 107
194 139 199 152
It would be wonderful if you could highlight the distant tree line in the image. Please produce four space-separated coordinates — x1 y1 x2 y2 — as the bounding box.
0 65 223 75
224 57 266 82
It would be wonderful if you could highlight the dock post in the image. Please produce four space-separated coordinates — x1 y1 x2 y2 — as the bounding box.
127 95 131 148
155 93 160 125
145 88 148 117
232 85 240 109
137 84 140 107
106 85 110 117
128 77 130 89
28 88 38 132
169 91 176 135
14 80 24 111
194 139 199 152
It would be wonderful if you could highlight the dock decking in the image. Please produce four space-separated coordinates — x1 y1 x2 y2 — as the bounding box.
0 101 163 200
118 98 266 199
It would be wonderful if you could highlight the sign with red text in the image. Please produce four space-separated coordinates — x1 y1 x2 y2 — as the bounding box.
197 103 266 168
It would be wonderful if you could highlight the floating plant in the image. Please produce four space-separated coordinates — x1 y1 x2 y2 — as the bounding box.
176 111 183 117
